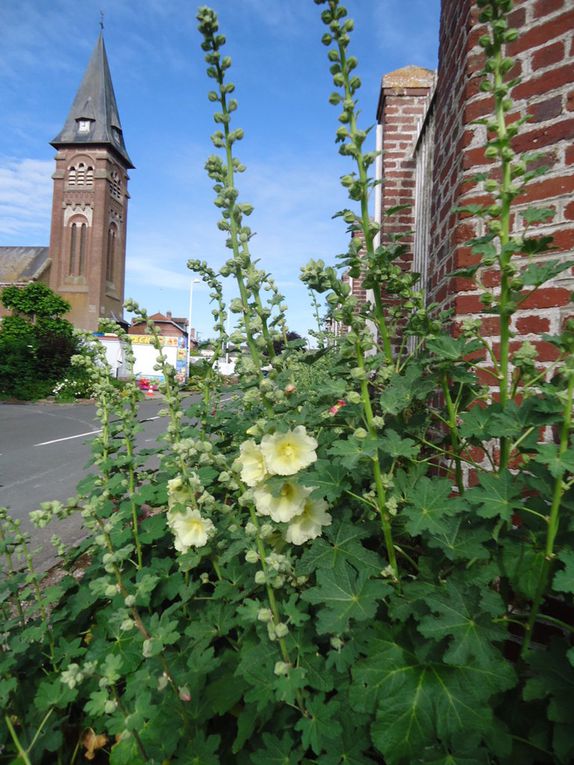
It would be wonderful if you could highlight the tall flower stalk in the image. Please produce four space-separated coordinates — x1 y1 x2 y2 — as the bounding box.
197 7 279 377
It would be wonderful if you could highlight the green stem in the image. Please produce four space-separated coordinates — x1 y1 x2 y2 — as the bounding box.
21 540 56 665
125 437 142 569
248 507 306 713
441 373 465 495
522 371 574 656
4 714 32 765
356 342 398 579
493 45 513 472
336 38 393 364
0 523 25 623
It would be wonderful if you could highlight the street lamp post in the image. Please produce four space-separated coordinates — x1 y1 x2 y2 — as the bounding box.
186 278 200 379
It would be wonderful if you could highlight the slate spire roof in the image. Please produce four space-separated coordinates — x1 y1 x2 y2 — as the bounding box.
51 34 133 168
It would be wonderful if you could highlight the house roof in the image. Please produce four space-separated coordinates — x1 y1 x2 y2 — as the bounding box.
0 247 50 285
130 312 192 337
51 34 133 169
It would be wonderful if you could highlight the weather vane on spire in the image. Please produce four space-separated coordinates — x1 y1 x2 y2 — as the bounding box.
99 11 104 32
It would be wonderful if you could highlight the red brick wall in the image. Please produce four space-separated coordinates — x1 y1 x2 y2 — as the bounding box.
427 0 574 362
378 67 435 252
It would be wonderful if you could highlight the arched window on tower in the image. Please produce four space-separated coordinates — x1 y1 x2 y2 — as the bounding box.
68 223 77 275
67 162 94 188
110 169 122 201
106 224 117 283
78 223 87 275
68 218 89 277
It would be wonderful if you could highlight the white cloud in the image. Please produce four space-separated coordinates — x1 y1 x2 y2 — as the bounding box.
128 256 198 291
0 158 52 239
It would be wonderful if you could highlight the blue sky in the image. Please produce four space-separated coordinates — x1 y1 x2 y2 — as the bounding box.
0 0 440 339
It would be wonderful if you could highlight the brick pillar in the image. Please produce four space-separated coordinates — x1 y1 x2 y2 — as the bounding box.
378 66 435 243
427 0 574 369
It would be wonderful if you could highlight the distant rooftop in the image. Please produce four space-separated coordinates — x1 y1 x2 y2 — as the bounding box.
0 247 50 285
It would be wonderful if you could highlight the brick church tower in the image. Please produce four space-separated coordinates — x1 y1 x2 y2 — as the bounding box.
48 34 133 332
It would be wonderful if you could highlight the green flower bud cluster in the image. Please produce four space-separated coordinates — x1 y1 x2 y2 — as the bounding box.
60 661 97 690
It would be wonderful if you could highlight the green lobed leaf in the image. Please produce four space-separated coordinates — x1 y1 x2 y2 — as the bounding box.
297 518 383 575
416 579 509 668
403 477 461 536
294 694 342 756
250 733 302 765
533 444 574 480
466 472 523 521
378 429 420 459
502 540 547 600
301 560 390 634
328 435 379 469
553 549 574 594
352 639 515 764
521 206 555 225
427 516 492 561
308 459 351 502
523 639 574 764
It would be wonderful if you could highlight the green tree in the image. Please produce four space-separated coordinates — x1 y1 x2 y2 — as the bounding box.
0 283 78 398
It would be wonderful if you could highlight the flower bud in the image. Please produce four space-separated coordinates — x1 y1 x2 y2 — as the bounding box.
259 523 273 539
275 622 289 638
245 550 259 564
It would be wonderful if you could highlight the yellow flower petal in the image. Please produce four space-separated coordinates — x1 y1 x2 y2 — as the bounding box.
253 481 312 523
285 497 332 545
260 426 318 476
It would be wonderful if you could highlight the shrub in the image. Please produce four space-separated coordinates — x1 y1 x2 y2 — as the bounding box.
0 283 79 399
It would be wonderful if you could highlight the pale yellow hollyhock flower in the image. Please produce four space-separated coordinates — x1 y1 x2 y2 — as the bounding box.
167 507 215 552
285 497 332 545
237 440 269 486
260 426 318 476
253 481 312 523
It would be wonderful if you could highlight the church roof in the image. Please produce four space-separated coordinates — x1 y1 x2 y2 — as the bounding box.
0 247 50 285
51 34 134 169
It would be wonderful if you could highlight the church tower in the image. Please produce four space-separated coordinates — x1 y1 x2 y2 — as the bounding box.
48 34 133 331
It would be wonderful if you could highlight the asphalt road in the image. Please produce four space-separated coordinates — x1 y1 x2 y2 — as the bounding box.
0 395 195 571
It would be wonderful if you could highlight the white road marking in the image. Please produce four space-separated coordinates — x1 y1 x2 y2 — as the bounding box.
34 430 102 447
140 415 161 422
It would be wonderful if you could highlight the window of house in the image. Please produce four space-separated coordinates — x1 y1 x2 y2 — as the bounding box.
78 120 91 133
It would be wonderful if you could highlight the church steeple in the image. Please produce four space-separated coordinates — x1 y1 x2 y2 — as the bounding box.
47 32 133 332
51 34 133 169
